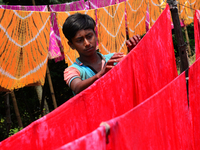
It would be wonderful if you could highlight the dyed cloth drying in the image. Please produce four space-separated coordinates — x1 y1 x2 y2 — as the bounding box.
179 0 196 25
196 1 200 9
49 0 85 62
56 9 96 65
97 2 127 55
88 0 116 9
129 4 178 106
0 5 48 11
189 57 200 149
0 9 50 90
126 0 147 36
149 0 167 27
106 72 193 150
48 26 61 59
57 126 106 150
49 0 85 11
194 10 200 59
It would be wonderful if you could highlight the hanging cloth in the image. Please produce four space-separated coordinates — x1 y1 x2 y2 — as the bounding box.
126 0 147 36
56 9 96 65
179 0 196 25
194 10 200 59
106 72 193 150
57 126 106 150
0 9 50 90
88 0 116 9
129 4 178 106
0 5 48 11
97 2 127 55
149 0 167 27
189 57 200 149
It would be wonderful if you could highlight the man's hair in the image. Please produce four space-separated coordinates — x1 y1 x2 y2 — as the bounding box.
62 13 96 43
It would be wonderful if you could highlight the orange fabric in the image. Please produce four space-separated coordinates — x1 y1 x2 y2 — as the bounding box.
0 9 50 90
126 0 147 36
149 0 167 27
195 1 200 9
56 9 96 65
179 0 196 25
97 2 127 55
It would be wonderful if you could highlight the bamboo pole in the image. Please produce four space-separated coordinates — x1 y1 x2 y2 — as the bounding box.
10 91 23 128
32 0 57 110
184 26 192 56
46 66 57 109
4 93 11 137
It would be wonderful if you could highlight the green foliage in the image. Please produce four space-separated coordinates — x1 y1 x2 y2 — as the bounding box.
9 127 23 137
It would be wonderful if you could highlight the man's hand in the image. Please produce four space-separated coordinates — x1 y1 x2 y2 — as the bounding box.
126 34 141 52
97 52 124 78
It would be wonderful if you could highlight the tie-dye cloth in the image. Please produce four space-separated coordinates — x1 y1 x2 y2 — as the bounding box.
0 5 48 11
126 0 147 36
88 0 116 9
97 2 127 55
0 9 50 90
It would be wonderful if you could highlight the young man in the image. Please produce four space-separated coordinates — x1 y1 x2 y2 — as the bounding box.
63 13 140 95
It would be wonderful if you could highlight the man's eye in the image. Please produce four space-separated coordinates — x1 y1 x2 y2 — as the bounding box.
76 39 82 43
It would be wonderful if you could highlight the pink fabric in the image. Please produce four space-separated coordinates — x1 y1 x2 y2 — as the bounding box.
70 0 85 11
88 0 116 9
57 126 106 150
129 4 178 106
48 26 62 59
146 6 150 32
194 10 200 59
189 57 200 149
0 5 47 11
85 1 90 10
107 72 193 150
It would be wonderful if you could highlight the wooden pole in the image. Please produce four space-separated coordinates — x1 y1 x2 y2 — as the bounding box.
184 26 192 56
4 93 11 137
32 0 57 110
167 0 189 105
32 0 36 5
46 66 57 109
10 91 23 128
167 0 189 73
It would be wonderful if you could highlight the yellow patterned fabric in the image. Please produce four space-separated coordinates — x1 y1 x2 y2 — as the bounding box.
149 0 167 27
126 0 147 36
97 2 127 55
56 9 96 65
0 9 50 91
179 0 196 25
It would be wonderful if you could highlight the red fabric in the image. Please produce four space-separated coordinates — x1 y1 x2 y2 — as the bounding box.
107 72 193 150
129 4 178 106
194 10 200 59
189 57 200 149
56 126 106 150
0 4 177 150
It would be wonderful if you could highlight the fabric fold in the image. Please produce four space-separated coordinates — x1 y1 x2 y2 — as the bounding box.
56 126 106 150
106 72 192 150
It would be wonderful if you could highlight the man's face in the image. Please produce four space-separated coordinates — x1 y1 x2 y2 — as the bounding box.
69 29 97 57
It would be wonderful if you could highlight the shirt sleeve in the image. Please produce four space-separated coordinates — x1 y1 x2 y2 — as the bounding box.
64 67 81 87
